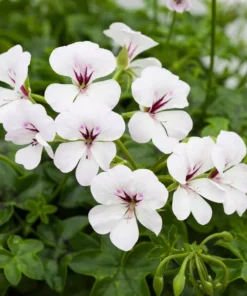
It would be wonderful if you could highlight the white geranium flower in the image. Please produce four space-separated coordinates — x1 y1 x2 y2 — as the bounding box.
0 45 31 123
45 41 119 113
166 0 192 13
89 165 168 251
167 137 225 225
128 66 193 154
210 131 247 216
54 101 125 186
3 101 56 170
104 22 161 75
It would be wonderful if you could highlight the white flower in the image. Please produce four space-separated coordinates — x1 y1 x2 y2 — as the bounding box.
88 165 168 251
3 101 56 170
104 22 160 75
167 137 225 225
0 45 31 123
54 101 125 186
210 131 247 216
166 0 192 13
128 66 193 154
45 41 119 113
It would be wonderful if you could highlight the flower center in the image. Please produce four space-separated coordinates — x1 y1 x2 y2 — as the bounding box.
73 65 94 87
186 163 202 181
146 92 173 114
79 125 100 145
115 189 143 219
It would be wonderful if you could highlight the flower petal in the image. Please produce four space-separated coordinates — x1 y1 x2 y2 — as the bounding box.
130 57 162 77
54 142 86 173
223 164 247 193
88 204 127 234
190 193 212 225
189 178 225 203
216 131 246 169
45 83 79 113
91 165 133 205
155 110 193 141
128 112 154 143
110 216 139 251
152 121 178 154
76 155 99 186
211 145 226 174
136 205 162 235
79 79 120 110
91 142 116 171
172 186 191 221
15 144 43 170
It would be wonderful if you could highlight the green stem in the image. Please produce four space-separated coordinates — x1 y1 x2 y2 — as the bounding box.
156 252 191 276
31 93 48 104
167 182 178 192
199 231 233 248
153 0 158 25
115 140 137 170
153 161 167 173
0 155 23 176
201 0 217 111
166 12 177 45
121 111 137 119
151 154 167 171
189 258 204 296
50 174 69 202
157 175 173 183
199 254 228 288
112 69 123 81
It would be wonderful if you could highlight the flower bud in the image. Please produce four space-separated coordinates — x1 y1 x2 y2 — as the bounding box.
173 272 186 296
116 46 129 70
153 275 164 296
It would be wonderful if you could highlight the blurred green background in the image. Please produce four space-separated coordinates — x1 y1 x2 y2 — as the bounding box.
0 0 247 295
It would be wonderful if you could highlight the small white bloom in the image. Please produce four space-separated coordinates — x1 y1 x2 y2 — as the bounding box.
166 0 192 13
104 22 160 75
3 101 56 170
89 165 168 251
54 101 125 186
128 66 193 153
45 41 119 113
0 45 31 123
210 131 247 216
167 137 225 225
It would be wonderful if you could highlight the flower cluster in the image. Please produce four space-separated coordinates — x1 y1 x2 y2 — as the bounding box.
0 22 246 251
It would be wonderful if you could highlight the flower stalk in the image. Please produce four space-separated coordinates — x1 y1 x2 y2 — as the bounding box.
115 139 138 170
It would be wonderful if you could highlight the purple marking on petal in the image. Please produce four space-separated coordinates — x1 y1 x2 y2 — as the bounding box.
186 164 202 181
20 85 29 97
147 93 172 114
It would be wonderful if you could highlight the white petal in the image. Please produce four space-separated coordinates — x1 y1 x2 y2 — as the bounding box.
136 205 162 235
91 165 133 205
96 111 125 141
128 112 154 143
211 145 226 174
76 155 99 186
216 131 246 169
44 145 54 159
79 79 120 110
222 185 247 216
5 129 35 145
15 144 43 170
0 99 21 124
131 75 156 107
110 216 139 251
130 57 162 77
88 204 127 234
152 121 178 154
155 111 193 141
190 192 212 225
172 186 191 221
45 83 79 113
54 142 86 173
189 178 225 203
223 164 247 193
167 143 188 184
91 142 116 171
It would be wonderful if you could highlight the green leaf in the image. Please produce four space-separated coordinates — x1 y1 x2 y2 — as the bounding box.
0 271 9 296
69 236 158 296
0 205 14 227
0 251 13 268
201 117 229 137
4 260 21 286
17 254 44 280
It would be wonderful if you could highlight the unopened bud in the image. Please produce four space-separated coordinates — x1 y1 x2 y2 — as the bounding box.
153 275 164 296
116 46 129 70
173 272 186 296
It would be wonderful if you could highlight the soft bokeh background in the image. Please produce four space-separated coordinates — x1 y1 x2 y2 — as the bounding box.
0 0 247 295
